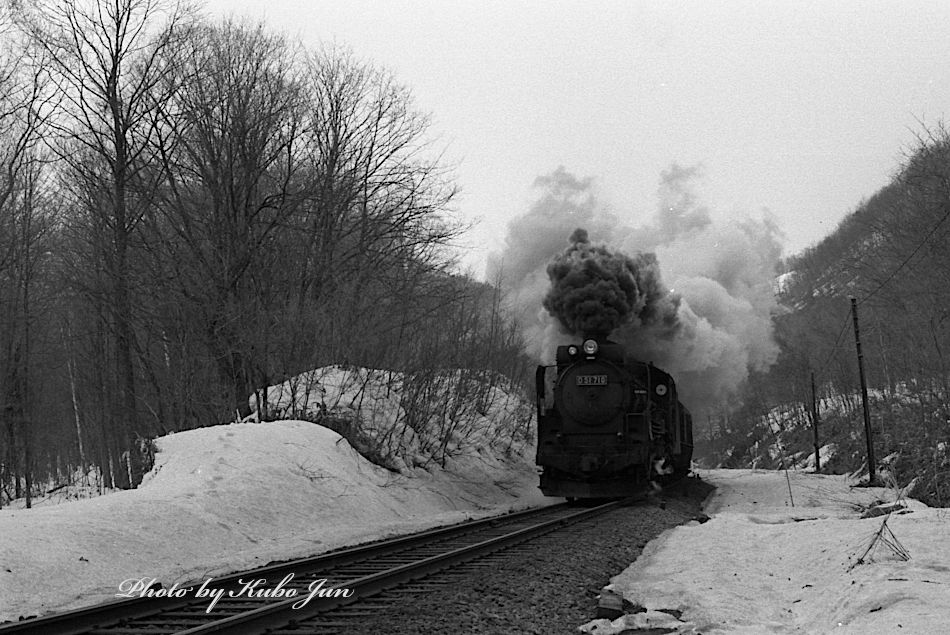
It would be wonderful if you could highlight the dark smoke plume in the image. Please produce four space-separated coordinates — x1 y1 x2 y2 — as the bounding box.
542 228 679 339
490 165 782 418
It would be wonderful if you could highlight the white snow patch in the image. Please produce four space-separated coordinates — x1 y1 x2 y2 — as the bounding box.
580 469 950 634
584 609 686 633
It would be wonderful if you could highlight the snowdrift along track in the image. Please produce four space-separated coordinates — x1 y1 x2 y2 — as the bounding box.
0 501 620 634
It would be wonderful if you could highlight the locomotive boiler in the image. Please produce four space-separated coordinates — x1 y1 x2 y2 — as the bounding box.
535 337 693 498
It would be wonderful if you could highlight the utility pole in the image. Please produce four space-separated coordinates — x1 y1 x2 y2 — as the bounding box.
850 297 878 486
810 371 821 473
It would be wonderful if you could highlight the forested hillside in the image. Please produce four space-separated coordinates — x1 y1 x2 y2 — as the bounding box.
703 127 950 506
0 1 533 506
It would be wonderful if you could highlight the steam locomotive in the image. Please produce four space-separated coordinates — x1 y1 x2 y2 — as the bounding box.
535 337 693 498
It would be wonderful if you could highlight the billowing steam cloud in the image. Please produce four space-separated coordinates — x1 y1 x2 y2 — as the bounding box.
489 164 782 417
542 228 679 339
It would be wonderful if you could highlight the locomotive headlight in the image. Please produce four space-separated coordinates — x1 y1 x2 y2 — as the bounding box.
567 345 579 356
655 384 668 396
582 339 598 355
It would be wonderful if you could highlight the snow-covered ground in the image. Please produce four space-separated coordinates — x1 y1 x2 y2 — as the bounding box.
581 469 950 634
0 418 555 622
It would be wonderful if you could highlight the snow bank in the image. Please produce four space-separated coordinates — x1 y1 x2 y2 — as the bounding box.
581 469 950 634
0 418 554 622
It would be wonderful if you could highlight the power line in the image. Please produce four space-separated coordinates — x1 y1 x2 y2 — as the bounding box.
814 307 852 379
814 201 950 378
857 202 950 306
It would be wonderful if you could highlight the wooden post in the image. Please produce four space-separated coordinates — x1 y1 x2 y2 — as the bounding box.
850 297 878 485
810 371 821 473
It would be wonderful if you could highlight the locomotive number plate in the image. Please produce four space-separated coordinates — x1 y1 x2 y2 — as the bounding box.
576 374 608 386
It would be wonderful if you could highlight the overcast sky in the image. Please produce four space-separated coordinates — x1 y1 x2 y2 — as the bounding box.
205 0 950 277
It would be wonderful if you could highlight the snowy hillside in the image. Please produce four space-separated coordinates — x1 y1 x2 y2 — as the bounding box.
581 469 950 634
720 386 950 509
252 365 534 472
0 393 554 622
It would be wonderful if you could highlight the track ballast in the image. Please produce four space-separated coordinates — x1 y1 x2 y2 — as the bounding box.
0 501 621 635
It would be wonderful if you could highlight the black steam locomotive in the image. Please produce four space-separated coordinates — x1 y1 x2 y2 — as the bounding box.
535 337 693 498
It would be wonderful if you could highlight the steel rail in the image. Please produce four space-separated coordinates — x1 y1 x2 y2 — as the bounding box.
177 499 620 634
0 502 581 635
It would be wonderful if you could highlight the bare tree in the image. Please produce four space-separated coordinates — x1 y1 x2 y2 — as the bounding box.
10 0 195 487
148 18 307 416
290 48 462 365
0 16 55 507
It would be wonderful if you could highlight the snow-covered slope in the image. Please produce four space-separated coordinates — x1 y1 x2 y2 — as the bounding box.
253 365 535 472
581 469 950 634
0 418 554 622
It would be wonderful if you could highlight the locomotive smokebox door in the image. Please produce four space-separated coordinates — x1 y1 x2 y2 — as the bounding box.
555 361 628 427
580 454 601 472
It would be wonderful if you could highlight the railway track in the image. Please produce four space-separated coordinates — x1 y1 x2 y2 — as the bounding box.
1 500 622 634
